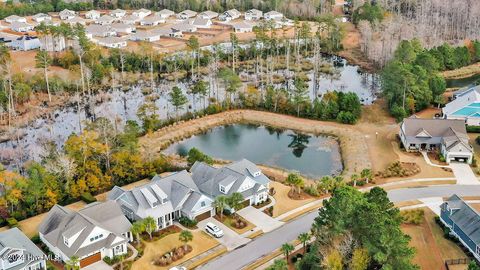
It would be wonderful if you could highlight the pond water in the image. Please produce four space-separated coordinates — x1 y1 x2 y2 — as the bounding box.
0 55 377 169
446 73 480 88
164 124 343 178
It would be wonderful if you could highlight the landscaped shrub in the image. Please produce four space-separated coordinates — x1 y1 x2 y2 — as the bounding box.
439 154 446 162
377 161 420 178
467 126 480 133
103 256 121 265
6 218 18 228
400 209 425 225
304 185 320 196
30 234 41 244
81 192 97 203
179 216 198 229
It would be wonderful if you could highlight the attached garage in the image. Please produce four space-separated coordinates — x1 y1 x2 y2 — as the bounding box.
194 210 212 222
80 252 101 268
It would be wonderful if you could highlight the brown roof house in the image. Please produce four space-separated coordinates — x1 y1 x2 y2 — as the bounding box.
399 116 473 163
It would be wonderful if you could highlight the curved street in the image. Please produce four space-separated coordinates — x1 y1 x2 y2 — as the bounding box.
198 185 480 270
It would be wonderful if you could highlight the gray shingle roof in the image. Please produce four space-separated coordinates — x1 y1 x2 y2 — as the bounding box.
442 195 480 246
191 159 269 198
401 117 469 147
39 201 131 258
109 170 203 219
0 228 46 270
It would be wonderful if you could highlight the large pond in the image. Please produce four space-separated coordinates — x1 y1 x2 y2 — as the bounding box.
164 124 343 178
0 55 377 168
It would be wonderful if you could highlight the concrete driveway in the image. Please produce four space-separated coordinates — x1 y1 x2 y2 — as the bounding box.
82 261 113 270
198 217 250 251
450 162 479 185
237 206 283 233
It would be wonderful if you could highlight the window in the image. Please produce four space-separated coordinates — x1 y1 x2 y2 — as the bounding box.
201 201 206 207
219 185 225 193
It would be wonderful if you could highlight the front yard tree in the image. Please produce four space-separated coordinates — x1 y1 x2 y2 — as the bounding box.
35 50 52 102
179 230 193 250
65 256 80 270
169 86 188 116
227 192 244 215
131 220 146 244
297 232 311 254
212 195 228 220
280 243 294 262
286 173 304 194
143 216 156 240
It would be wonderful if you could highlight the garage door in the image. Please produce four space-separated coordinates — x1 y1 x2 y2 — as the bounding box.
80 252 101 268
195 210 211 222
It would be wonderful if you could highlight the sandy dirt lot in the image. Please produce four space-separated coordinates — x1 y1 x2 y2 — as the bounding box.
402 208 468 270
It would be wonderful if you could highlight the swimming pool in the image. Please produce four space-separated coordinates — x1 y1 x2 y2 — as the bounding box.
452 103 480 117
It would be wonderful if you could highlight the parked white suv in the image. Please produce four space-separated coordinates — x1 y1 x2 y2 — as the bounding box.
205 222 224 238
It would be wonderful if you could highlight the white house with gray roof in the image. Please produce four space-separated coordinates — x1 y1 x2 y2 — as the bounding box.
0 228 47 270
4 15 26 24
399 116 473 163
109 159 270 228
199 11 219 20
109 170 214 228
156 9 175 19
59 9 76 20
219 9 241 21
177 10 197 20
244 9 263 20
443 85 480 126
38 201 132 269
191 159 270 206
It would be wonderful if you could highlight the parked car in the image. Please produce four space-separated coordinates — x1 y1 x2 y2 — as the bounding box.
205 222 224 238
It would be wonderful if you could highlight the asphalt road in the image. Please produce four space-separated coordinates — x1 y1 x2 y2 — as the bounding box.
198 185 480 270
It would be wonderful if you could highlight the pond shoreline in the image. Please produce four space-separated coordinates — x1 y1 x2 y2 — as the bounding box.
140 110 372 177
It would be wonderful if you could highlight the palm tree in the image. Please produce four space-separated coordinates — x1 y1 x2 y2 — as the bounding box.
35 50 52 102
227 192 244 216
143 216 157 240
212 195 228 220
350 173 359 187
179 230 193 250
280 243 294 262
65 256 80 270
297 232 311 254
131 220 146 244
286 173 304 194
360 168 373 184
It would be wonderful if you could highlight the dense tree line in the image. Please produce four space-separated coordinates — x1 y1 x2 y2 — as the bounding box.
356 0 480 66
296 186 417 269
0 118 177 225
0 0 93 19
381 39 480 121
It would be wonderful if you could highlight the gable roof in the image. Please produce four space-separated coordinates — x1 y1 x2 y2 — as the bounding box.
442 195 480 246
0 228 46 270
109 170 204 219
38 201 131 259
401 118 467 138
191 159 269 198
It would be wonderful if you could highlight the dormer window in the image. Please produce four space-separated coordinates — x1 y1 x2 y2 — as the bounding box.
64 237 69 247
201 201 206 207
219 185 226 194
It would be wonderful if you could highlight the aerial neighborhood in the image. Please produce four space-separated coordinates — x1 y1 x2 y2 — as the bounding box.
0 0 480 270
0 7 292 51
